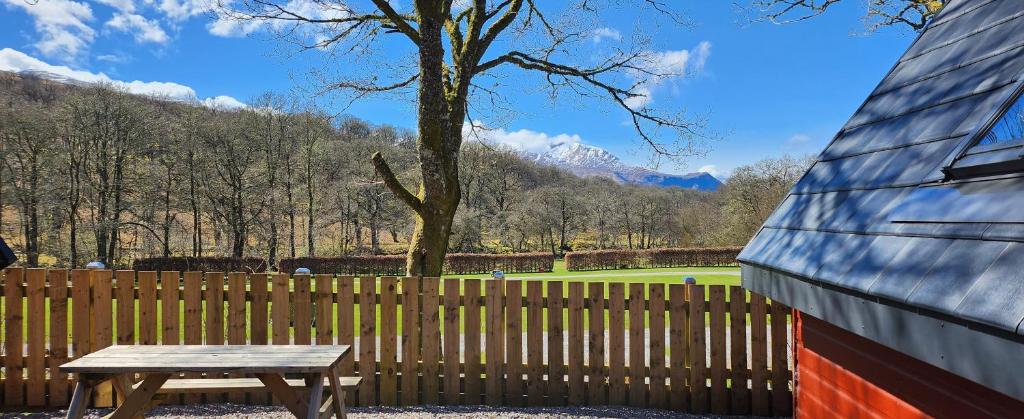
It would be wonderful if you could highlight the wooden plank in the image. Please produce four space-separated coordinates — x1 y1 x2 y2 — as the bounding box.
750 294 770 416
628 283 645 407
379 276 398 406
294 274 312 345
48 269 70 407
668 284 688 412
586 283 605 406
771 302 792 416
730 286 750 415
25 269 46 406
272 274 291 345
137 271 158 345
688 284 707 414
336 276 355 376
204 271 225 403
421 277 441 405
161 271 181 345
92 270 114 407
463 278 482 405
358 276 377 406
649 283 667 410
70 270 91 391
485 279 504 406
443 278 461 406
709 285 728 414
316 274 334 345
567 282 585 406
400 277 420 406
114 271 136 347
228 272 248 404
182 271 204 404
607 283 626 406
547 281 564 406
505 280 524 407
525 281 544 406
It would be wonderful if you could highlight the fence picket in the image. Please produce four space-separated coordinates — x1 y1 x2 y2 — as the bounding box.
48 269 70 407
5 267 24 406
485 279 504 406
114 271 135 347
161 271 181 346
649 283 667 410
183 272 204 404
688 284 707 414
70 269 90 399
710 285 728 414
379 276 398 406
26 268 46 406
401 277 420 406
337 275 355 407
316 274 334 345
505 280 524 407
464 279 482 405
607 283 626 406
227 272 247 404
91 270 113 407
203 272 223 402
586 283 605 406
358 276 377 406
137 271 158 345
750 293 770 416
567 282 584 406
628 283 646 407
443 278 461 405
668 284 688 411
771 302 792 416
250 273 270 405
271 274 290 345
421 277 441 405
547 281 565 406
730 286 750 415
525 281 544 406
294 274 312 345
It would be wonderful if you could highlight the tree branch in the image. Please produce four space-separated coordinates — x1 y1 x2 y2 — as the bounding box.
371 152 423 214
368 0 422 44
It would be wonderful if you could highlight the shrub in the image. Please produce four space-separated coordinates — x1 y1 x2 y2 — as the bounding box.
278 255 406 276
132 256 268 273
564 247 742 271
443 252 554 275
279 252 554 275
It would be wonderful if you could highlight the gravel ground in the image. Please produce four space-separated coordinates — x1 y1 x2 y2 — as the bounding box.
9 404 747 418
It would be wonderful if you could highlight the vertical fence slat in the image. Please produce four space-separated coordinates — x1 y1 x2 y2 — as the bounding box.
485 279 504 406
668 284 688 411
271 274 290 346
358 276 377 406
91 270 114 407
628 283 646 407
70 269 90 400
250 273 271 405
526 281 544 407
750 294 770 416
688 284 707 414
464 278 482 405
567 282 584 406
401 277 420 406
587 283 605 406
137 271 158 346
5 267 24 407
649 283 667 410
183 272 204 405
443 278 461 405
379 276 398 406
337 275 355 407
26 268 46 406
294 274 312 346
48 269 70 407
505 280 523 407
710 285 728 414
547 281 565 406
607 283 626 406
161 271 181 346
421 277 441 405
730 286 750 415
227 272 247 404
203 272 223 403
771 302 792 416
114 271 135 347
316 274 334 345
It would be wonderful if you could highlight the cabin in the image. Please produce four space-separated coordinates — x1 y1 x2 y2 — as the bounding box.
739 0 1024 417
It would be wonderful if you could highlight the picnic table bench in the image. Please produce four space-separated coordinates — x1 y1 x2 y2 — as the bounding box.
60 345 357 419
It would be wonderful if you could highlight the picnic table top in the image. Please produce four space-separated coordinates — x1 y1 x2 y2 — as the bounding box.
60 345 351 374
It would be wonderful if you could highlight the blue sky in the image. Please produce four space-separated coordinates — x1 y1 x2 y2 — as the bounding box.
0 0 916 178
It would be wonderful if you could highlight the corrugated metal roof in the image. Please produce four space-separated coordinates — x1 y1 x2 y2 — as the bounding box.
741 0 1024 336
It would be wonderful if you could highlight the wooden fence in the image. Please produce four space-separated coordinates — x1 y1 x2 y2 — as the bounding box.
0 268 793 416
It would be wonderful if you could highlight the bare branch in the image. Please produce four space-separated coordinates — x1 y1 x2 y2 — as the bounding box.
371 152 423 214
746 0 943 31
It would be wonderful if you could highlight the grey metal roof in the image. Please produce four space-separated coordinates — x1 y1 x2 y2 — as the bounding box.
740 0 1024 337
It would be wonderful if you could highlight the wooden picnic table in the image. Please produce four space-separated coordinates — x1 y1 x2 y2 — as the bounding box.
60 345 352 419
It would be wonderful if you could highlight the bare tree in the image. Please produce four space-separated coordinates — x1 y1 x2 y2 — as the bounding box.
217 0 710 275
748 0 945 31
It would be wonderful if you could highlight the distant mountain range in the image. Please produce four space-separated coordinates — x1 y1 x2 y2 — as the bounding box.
521 142 722 191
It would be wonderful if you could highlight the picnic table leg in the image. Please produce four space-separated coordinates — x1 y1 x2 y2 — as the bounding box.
67 378 95 419
104 373 170 419
304 373 325 419
326 367 347 419
257 373 309 418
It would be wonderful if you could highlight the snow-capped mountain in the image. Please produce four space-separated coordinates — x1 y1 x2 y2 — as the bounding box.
523 142 722 191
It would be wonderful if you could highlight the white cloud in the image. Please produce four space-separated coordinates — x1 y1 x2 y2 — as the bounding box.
591 27 621 44
464 122 583 155
106 13 170 44
624 41 712 109
96 53 130 63
158 0 210 20
0 48 245 107
697 164 720 177
2 0 96 60
202 95 248 109
95 0 136 13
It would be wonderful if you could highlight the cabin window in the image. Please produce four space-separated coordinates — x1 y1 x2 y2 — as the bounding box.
947 89 1024 178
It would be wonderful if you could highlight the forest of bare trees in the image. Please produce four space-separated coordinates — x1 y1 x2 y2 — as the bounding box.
0 72 810 269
